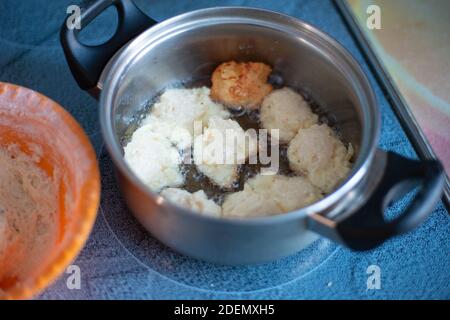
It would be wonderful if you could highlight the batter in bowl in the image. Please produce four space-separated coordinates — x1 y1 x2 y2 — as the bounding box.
0 144 58 290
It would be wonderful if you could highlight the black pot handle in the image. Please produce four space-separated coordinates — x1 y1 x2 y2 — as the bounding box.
60 0 157 91
308 150 445 250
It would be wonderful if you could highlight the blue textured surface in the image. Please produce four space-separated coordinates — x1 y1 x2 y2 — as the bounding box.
0 0 448 299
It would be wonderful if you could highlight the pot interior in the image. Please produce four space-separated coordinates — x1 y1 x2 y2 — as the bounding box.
103 8 378 194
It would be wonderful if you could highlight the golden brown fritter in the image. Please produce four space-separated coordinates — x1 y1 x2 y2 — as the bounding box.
210 61 273 109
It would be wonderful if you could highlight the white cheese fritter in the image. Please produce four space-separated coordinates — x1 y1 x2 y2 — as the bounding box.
141 86 230 147
160 188 221 217
124 125 184 192
260 87 318 143
193 116 258 188
222 174 322 218
287 124 353 193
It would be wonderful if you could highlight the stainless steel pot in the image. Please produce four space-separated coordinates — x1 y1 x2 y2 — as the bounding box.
61 0 445 264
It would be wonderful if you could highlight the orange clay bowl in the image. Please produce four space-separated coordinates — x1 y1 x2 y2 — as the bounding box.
0 82 100 299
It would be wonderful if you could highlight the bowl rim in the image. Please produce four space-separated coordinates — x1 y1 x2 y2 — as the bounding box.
99 6 380 225
0 82 100 300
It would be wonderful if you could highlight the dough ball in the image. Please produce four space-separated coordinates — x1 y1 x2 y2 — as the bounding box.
222 174 322 218
210 61 273 109
138 116 192 150
193 116 258 188
197 162 239 190
222 188 283 218
246 174 323 212
142 86 230 140
124 125 184 192
160 188 221 217
128 87 232 191
287 124 353 193
260 87 318 143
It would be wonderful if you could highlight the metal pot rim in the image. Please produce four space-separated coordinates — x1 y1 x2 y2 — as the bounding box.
99 6 380 224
